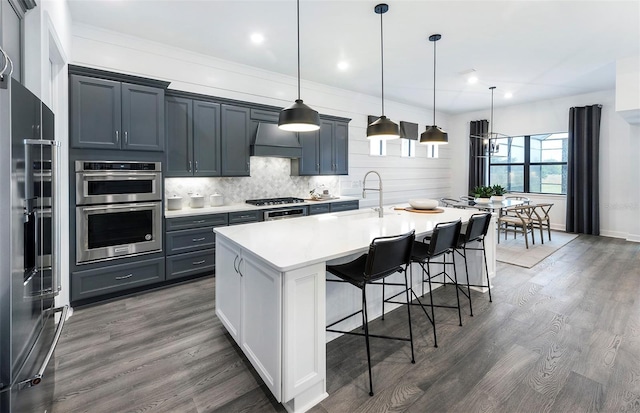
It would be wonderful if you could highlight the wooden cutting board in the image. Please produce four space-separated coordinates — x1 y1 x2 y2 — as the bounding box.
395 207 445 214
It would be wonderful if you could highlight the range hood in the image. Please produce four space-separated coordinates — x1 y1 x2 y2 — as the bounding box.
251 123 302 158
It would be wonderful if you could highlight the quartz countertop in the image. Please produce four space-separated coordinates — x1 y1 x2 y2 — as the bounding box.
164 196 359 218
214 205 480 272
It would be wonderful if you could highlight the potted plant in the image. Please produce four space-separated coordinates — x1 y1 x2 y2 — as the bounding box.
491 184 507 202
473 186 494 203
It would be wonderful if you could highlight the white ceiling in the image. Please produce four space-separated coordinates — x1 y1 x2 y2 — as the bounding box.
66 0 640 115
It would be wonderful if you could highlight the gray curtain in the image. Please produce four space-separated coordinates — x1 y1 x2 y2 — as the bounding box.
566 104 602 235
469 120 488 194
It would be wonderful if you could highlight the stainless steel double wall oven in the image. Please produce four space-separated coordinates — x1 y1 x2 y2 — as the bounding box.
75 161 163 264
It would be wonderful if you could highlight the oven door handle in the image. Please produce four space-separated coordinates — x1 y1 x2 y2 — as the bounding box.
80 203 158 212
16 305 69 390
79 172 160 178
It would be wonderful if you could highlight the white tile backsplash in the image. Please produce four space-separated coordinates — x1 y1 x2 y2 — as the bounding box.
165 157 341 204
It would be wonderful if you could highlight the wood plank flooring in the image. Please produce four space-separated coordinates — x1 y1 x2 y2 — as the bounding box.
52 234 640 413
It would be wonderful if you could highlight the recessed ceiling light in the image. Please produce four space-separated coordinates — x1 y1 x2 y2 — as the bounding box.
504 92 513 99
467 75 478 84
337 61 349 71
250 33 265 44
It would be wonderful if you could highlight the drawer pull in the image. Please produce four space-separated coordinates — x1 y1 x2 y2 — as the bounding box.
115 273 133 280
192 260 206 265
192 237 206 242
192 220 205 224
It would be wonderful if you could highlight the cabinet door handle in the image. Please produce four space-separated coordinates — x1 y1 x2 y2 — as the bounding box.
195 160 198 172
192 260 206 265
115 131 119 143
246 161 250 171
124 131 128 144
188 160 192 172
238 258 244 277
192 237 206 242
115 273 133 280
233 255 239 273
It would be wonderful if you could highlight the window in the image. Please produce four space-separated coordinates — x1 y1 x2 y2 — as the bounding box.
400 138 416 157
489 133 568 194
369 138 387 156
425 143 439 159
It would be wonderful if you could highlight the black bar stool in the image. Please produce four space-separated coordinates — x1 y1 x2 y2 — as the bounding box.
326 230 415 397
454 213 492 317
410 219 463 348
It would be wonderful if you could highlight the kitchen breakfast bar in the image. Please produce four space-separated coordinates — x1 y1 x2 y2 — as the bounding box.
214 206 496 413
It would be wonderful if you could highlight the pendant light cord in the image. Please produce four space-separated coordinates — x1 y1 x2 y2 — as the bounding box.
432 39 436 125
380 10 385 116
296 0 301 100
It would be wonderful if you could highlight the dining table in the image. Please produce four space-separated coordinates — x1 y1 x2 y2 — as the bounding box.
450 198 526 217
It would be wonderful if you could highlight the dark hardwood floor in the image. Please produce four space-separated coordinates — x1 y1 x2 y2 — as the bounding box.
52 234 640 412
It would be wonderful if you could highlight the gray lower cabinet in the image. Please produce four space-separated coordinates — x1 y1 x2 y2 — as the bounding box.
166 249 215 281
228 210 262 225
165 213 228 280
330 200 359 212
70 74 165 151
71 257 165 301
309 203 331 215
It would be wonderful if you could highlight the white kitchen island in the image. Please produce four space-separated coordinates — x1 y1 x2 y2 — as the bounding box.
214 206 496 413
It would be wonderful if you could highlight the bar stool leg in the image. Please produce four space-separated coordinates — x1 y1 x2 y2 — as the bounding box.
462 244 474 316
403 271 415 364
362 287 373 396
450 251 462 327
425 260 438 348
381 278 386 321
482 239 492 302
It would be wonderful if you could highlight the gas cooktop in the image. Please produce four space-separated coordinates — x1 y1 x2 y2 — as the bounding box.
245 197 305 206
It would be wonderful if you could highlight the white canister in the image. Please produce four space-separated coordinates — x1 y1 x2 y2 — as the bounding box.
210 192 224 206
190 193 205 208
166 195 183 211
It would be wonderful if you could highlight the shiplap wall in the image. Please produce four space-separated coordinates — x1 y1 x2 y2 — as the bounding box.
71 23 453 210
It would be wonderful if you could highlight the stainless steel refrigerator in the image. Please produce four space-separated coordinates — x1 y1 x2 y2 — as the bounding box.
1 65 67 412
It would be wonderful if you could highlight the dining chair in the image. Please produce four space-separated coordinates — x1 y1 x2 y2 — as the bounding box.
440 197 463 208
497 205 536 248
532 203 553 243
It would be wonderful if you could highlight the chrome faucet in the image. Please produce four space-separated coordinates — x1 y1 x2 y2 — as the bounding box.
362 170 384 218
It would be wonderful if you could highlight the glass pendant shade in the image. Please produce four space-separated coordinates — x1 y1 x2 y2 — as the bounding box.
367 115 399 140
278 99 320 132
420 125 448 144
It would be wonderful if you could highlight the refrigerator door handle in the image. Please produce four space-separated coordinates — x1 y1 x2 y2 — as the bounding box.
16 305 69 390
24 139 61 296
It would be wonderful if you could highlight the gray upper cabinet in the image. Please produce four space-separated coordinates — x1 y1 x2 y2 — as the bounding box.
297 129 320 175
166 96 192 177
166 96 221 177
292 117 349 176
70 74 164 151
70 75 121 149
121 83 165 151
221 104 251 176
193 100 221 176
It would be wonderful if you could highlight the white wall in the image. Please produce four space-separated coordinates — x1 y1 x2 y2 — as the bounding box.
449 89 639 241
70 24 452 210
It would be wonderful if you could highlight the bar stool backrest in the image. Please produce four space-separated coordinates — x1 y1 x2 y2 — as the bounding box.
427 219 462 258
365 230 416 282
465 213 492 243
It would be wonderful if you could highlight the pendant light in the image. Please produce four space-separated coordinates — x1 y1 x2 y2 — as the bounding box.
366 3 399 140
278 0 320 132
487 86 500 154
419 34 448 145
